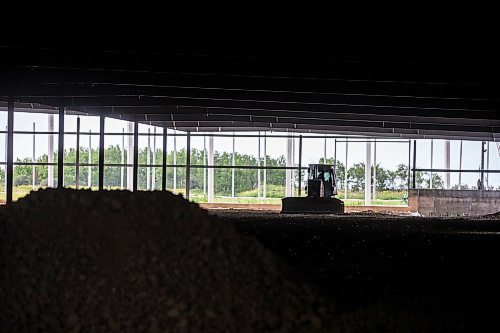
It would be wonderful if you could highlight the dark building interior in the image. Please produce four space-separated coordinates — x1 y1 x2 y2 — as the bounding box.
1 17 500 332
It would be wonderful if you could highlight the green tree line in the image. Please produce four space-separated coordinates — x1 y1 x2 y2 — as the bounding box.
320 158 444 191
1 147 443 195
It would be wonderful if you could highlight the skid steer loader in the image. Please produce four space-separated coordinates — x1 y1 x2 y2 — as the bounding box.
281 164 344 214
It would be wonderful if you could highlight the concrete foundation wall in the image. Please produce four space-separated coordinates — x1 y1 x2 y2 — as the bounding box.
200 190 500 217
409 189 500 217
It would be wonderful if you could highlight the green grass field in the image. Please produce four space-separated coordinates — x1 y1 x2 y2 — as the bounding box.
0 186 407 207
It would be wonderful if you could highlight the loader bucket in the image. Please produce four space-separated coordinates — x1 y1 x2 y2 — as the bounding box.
281 197 345 214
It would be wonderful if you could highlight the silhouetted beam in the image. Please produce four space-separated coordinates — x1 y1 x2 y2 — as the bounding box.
72 105 500 127
131 112 500 131
1 44 498 86
157 126 499 142
10 96 500 121
4 81 498 111
0 60 499 100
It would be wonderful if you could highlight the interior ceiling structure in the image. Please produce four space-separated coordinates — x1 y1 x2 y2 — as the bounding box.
1 21 499 140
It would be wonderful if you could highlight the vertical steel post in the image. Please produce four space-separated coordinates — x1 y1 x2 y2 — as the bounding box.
76 118 80 189
412 140 417 189
445 140 451 189
203 135 206 194
120 128 124 189
162 126 167 191
298 135 303 196
4 126 7 196
32 122 36 191
207 135 214 202
98 115 104 190
291 133 295 195
480 141 486 190
486 141 490 188
334 139 337 171
257 131 261 199
323 135 327 163
173 130 177 194
344 138 348 200
373 139 377 202
459 140 463 189
185 131 191 199
88 130 92 188
263 132 267 198
133 121 139 191
407 140 411 190
6 98 14 204
127 122 134 191
334 138 338 193
146 128 151 191
231 132 235 198
430 139 434 189
58 106 65 188
364 140 372 206
152 127 156 191
285 133 293 197
48 114 54 187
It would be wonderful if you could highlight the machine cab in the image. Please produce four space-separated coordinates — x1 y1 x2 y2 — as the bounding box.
307 164 338 198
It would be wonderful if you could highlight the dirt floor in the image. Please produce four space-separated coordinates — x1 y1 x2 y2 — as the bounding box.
210 209 500 332
2 190 500 332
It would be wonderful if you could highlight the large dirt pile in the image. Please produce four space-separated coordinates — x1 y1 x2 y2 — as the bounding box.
0 189 333 332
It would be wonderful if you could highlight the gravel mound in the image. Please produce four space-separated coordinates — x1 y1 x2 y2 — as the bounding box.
0 189 333 332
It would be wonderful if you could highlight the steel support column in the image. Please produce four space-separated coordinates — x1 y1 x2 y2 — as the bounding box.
146 128 151 191
412 140 417 189
486 142 490 188
32 122 36 191
98 115 105 190
185 131 191 199
257 131 261 199
6 97 14 204
298 135 303 196
207 135 214 202
373 139 377 201
203 136 206 194
58 106 65 188
127 122 134 191
480 141 486 190
162 127 167 191
364 141 372 206
48 115 54 187
334 139 337 171
407 140 411 190
285 134 293 197
133 121 139 191
88 130 92 188
459 140 463 189
152 127 156 191
120 128 124 189
445 140 451 189
430 139 434 189
323 135 327 163
173 130 177 194
231 132 235 198
76 117 80 189
263 132 267 198
344 138 348 200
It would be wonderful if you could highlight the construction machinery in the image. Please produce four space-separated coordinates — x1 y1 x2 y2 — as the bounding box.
281 164 345 214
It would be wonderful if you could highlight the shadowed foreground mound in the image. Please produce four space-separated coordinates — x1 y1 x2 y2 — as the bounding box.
1 189 481 332
0 189 332 332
